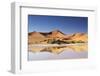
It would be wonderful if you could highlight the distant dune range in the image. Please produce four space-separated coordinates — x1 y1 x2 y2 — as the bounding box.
28 30 88 44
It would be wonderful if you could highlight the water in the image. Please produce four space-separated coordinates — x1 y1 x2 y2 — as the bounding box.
28 44 88 61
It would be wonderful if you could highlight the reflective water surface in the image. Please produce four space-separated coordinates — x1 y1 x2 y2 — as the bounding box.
28 44 88 61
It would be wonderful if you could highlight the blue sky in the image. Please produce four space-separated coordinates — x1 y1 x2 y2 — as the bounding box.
28 15 88 34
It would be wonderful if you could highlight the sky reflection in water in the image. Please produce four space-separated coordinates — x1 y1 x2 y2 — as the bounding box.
28 44 88 61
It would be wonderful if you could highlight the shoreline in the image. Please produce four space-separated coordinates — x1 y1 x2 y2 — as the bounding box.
29 43 87 47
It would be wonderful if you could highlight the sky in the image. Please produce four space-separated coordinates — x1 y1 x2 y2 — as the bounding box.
28 15 88 34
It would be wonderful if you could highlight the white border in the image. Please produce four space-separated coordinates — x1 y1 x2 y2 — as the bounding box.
11 2 96 74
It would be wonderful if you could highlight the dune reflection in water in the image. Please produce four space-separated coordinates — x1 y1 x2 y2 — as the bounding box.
28 44 88 61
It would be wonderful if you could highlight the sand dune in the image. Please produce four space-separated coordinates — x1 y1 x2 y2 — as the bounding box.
28 30 88 44
69 33 88 42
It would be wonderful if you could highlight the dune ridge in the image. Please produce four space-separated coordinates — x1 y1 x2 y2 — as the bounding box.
28 29 88 44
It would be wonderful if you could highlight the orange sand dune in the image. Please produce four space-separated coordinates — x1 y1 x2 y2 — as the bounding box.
28 30 88 44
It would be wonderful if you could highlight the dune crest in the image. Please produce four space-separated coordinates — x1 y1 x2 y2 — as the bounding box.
28 30 88 44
